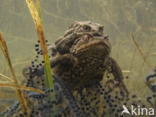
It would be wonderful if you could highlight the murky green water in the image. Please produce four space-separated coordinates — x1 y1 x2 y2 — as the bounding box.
0 0 156 116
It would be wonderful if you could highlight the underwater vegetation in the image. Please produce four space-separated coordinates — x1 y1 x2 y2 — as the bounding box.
0 32 43 117
1 47 156 117
0 0 156 117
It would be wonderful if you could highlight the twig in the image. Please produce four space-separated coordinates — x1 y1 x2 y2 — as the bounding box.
131 33 153 70
0 73 14 81
0 83 43 93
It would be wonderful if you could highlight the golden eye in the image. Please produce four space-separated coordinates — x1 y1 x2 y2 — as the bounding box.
83 25 91 31
83 35 89 41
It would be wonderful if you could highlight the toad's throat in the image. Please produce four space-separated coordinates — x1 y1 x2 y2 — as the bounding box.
72 39 111 56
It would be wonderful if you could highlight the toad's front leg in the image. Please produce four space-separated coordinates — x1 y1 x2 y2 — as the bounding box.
105 57 129 96
50 53 78 84
51 54 78 69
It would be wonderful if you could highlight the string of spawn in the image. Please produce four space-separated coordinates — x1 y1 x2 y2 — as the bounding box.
0 41 86 117
1 75 153 116
146 67 156 93
0 40 126 117
1 67 152 116
1 83 149 117
1 41 156 117
0 72 84 116
3 70 156 117
24 62 150 117
146 66 156 107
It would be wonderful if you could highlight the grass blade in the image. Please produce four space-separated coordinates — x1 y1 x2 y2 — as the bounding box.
0 32 30 117
25 0 54 90
36 0 42 18
25 0 56 116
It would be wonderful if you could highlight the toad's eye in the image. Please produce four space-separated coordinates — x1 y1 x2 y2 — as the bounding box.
99 26 103 32
83 35 89 42
83 25 91 31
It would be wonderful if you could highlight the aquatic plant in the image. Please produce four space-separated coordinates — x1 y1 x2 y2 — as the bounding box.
4 62 155 116
25 0 56 116
0 32 31 117
0 32 43 117
1 34 155 116
0 1 156 117
1 22 155 117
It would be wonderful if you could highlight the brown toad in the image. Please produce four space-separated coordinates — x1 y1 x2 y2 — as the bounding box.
50 21 128 94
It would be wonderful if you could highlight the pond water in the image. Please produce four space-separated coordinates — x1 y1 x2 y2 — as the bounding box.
0 0 156 116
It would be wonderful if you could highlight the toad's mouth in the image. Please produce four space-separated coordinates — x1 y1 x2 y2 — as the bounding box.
71 38 111 57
